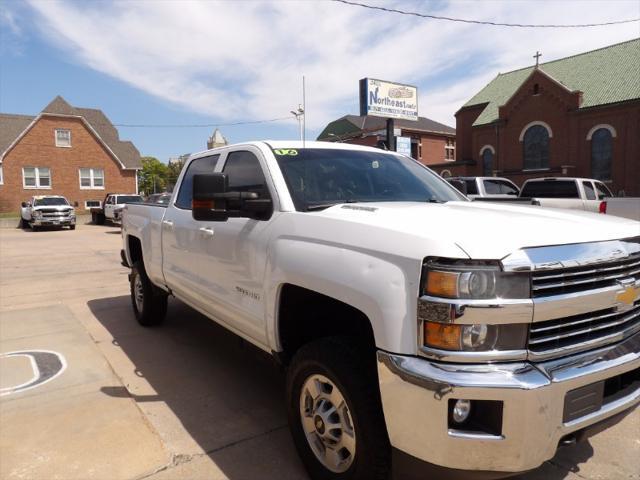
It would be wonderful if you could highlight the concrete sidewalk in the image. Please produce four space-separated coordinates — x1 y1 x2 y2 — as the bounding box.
0 224 638 480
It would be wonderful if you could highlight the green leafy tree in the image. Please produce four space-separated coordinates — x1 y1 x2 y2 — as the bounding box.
138 156 169 195
167 155 188 192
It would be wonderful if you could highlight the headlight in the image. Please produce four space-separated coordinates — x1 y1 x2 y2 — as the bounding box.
420 258 530 354
422 321 527 351
33 210 42 218
423 260 530 300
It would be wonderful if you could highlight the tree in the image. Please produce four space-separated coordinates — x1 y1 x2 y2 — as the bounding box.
138 156 169 195
166 155 188 192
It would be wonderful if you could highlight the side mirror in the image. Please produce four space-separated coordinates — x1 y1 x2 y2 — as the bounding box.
448 179 467 195
21 202 28 208
192 173 273 221
193 173 231 221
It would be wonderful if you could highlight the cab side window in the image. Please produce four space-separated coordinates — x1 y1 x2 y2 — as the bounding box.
175 154 220 209
223 151 270 199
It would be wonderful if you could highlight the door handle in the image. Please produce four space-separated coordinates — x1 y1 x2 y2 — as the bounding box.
199 227 214 237
162 220 174 228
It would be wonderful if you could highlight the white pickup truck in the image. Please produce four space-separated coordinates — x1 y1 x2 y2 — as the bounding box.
519 177 613 212
121 142 640 480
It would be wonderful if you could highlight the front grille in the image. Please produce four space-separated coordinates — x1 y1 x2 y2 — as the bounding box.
529 302 640 356
41 211 70 217
532 253 640 297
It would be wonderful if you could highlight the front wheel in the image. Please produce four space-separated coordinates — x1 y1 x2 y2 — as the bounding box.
287 337 391 480
130 260 167 326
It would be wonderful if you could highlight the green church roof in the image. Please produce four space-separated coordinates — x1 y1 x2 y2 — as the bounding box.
462 38 640 127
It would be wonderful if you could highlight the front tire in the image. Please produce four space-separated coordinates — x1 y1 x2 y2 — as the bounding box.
130 260 167 326
286 337 391 480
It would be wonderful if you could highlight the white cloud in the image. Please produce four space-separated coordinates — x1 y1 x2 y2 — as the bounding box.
21 0 640 131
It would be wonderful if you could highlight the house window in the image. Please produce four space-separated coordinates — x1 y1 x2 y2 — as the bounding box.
591 128 612 181
84 200 102 209
523 124 550 170
23 167 51 189
55 129 71 147
445 138 455 161
79 168 105 189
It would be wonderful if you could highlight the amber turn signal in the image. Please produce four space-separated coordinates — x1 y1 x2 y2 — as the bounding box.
426 270 459 298
424 321 462 350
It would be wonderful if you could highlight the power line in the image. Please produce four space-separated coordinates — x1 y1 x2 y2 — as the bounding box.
332 0 640 28
112 115 294 128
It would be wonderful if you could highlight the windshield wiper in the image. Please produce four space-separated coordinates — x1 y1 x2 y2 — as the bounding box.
306 199 359 211
426 198 446 204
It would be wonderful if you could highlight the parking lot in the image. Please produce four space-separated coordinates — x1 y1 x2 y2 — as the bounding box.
1 221 638 480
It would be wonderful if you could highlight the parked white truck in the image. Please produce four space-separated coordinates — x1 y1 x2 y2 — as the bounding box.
21 195 76 230
519 177 613 211
121 142 640 480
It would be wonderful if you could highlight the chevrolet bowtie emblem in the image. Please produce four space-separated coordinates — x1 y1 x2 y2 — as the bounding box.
616 283 639 307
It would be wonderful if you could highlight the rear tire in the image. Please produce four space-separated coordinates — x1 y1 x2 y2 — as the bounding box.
97 213 106 225
286 337 391 480
130 260 167 326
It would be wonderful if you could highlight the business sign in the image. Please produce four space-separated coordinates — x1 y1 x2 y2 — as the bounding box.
359 78 418 121
396 136 412 156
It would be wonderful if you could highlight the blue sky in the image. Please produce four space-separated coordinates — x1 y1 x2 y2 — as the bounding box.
1 0 639 162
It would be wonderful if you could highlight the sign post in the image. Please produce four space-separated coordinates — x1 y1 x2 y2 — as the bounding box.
359 78 418 152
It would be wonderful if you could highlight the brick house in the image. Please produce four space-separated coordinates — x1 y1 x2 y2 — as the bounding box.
317 115 456 166
440 38 639 196
0 96 141 213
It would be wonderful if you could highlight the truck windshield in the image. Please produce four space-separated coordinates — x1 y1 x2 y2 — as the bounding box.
117 196 143 204
34 197 69 206
272 148 465 211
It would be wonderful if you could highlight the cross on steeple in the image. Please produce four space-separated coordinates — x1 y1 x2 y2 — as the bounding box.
534 51 542 67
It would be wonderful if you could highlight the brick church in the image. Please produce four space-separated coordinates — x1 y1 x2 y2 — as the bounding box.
439 38 639 196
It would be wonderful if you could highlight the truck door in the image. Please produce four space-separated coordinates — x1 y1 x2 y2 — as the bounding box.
161 154 220 308
194 148 275 345
104 195 116 219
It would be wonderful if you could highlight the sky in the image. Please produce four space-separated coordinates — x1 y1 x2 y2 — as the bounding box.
1 0 639 162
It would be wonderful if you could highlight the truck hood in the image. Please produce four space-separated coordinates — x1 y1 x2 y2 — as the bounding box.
313 201 640 260
32 205 73 212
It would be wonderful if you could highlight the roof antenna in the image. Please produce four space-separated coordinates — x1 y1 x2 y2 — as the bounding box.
302 75 306 148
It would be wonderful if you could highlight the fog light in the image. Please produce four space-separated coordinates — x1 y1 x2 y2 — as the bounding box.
452 399 472 423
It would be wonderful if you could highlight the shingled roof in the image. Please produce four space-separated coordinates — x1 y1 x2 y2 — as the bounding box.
0 96 141 169
461 38 640 127
318 114 455 140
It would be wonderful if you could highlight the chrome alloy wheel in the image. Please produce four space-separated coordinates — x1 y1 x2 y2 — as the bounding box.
134 274 144 312
299 374 356 473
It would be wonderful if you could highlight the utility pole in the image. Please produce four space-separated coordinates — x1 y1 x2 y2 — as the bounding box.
291 104 304 142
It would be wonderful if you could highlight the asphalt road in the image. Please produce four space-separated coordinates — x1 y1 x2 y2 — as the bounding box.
0 222 638 480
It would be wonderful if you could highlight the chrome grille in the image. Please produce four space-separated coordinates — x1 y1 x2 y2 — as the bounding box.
532 253 640 297
529 301 640 358
41 210 70 217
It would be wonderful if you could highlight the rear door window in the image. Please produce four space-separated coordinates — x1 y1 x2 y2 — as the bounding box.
582 181 596 200
521 180 579 198
175 155 220 209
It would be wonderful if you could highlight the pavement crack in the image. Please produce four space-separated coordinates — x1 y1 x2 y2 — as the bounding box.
202 424 289 456
132 425 289 480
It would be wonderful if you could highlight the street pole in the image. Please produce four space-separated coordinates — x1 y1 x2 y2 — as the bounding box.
386 118 395 151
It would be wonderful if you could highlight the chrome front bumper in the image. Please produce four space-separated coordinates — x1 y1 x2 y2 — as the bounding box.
378 331 640 473
33 215 75 226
